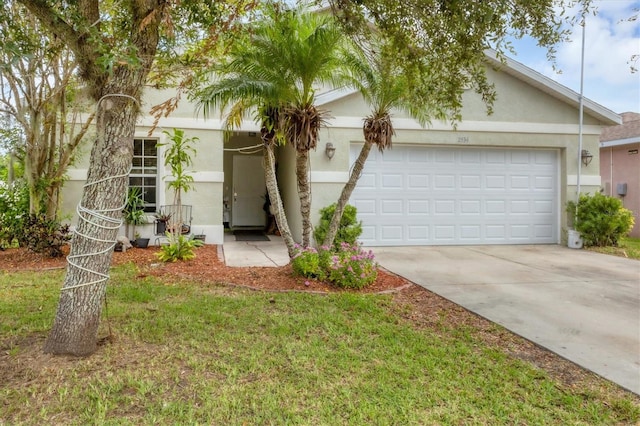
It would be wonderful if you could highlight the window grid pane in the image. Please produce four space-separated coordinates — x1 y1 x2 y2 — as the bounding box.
130 138 158 213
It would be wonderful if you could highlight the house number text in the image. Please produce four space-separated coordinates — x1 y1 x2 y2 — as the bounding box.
457 136 469 143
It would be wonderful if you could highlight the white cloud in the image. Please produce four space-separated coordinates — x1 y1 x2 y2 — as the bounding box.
510 0 640 114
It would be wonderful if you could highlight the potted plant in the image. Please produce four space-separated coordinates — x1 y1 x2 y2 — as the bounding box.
154 211 172 235
134 232 150 249
159 128 197 239
123 187 147 243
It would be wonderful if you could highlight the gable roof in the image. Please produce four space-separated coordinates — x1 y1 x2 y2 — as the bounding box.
317 49 621 126
600 112 640 147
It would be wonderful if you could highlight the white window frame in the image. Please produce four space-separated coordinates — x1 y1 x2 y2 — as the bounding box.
129 137 158 213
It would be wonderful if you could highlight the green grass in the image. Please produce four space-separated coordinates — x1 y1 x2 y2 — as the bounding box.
1 264 638 425
587 236 640 260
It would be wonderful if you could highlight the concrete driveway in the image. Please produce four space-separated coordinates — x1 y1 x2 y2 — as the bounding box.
372 245 640 394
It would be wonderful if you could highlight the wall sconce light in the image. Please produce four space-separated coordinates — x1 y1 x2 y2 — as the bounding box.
325 142 336 159
581 149 593 166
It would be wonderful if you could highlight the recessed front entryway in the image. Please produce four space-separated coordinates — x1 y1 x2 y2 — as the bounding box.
223 132 267 229
351 145 559 246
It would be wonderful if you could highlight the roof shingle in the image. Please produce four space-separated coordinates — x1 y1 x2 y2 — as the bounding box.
600 112 640 142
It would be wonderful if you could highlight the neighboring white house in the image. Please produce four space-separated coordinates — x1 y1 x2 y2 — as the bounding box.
61 51 620 247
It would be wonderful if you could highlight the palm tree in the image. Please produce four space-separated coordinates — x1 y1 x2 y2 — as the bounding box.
195 44 296 257
196 4 346 250
249 5 345 248
322 41 446 248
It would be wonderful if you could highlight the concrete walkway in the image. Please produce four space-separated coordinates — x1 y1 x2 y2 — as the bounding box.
221 232 289 267
372 245 640 395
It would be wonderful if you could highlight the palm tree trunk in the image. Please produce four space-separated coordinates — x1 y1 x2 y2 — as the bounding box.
296 150 312 247
323 141 373 248
264 145 296 257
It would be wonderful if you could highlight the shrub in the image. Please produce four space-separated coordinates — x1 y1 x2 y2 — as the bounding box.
18 214 71 257
291 243 378 289
568 192 635 247
291 245 323 279
156 233 204 262
0 181 30 249
324 242 378 289
313 203 362 250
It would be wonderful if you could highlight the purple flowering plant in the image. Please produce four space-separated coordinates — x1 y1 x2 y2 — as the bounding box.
291 242 378 289
324 242 377 289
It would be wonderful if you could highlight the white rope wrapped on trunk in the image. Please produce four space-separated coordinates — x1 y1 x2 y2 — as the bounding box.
61 93 138 292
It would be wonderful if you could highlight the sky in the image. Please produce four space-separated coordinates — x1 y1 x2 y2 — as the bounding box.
508 0 640 115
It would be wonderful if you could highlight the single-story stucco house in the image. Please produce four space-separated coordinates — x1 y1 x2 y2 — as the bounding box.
61 51 621 247
600 112 640 238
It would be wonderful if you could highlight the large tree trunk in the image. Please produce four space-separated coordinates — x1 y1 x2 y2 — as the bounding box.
323 141 373 248
20 0 163 356
44 95 138 356
264 145 296 257
295 150 312 247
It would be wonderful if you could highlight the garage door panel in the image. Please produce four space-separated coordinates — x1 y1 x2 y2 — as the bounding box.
460 225 481 239
534 200 553 214
510 200 530 214
435 175 456 189
535 176 554 190
434 225 456 240
351 144 558 246
408 200 429 214
486 151 507 163
460 200 481 214
461 151 481 163
360 225 377 243
434 200 455 214
381 199 403 214
353 199 377 215
358 173 377 188
461 175 481 189
380 149 405 162
510 175 530 189
407 149 430 163
435 149 455 163
486 175 506 189
485 200 506 214
511 151 531 163
408 174 429 188
381 225 403 241
408 226 429 240
534 224 554 238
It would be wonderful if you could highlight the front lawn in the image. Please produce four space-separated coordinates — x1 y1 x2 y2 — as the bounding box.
1 264 638 425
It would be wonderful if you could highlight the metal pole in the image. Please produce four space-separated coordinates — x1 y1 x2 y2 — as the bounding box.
576 8 586 198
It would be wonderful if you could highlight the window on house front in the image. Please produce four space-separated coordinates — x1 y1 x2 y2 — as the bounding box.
130 138 157 213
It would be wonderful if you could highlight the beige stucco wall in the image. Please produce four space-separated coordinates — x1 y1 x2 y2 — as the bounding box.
310 66 609 240
60 87 227 244
60 64 616 246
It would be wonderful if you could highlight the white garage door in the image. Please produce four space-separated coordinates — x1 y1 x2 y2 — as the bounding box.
351 145 559 246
